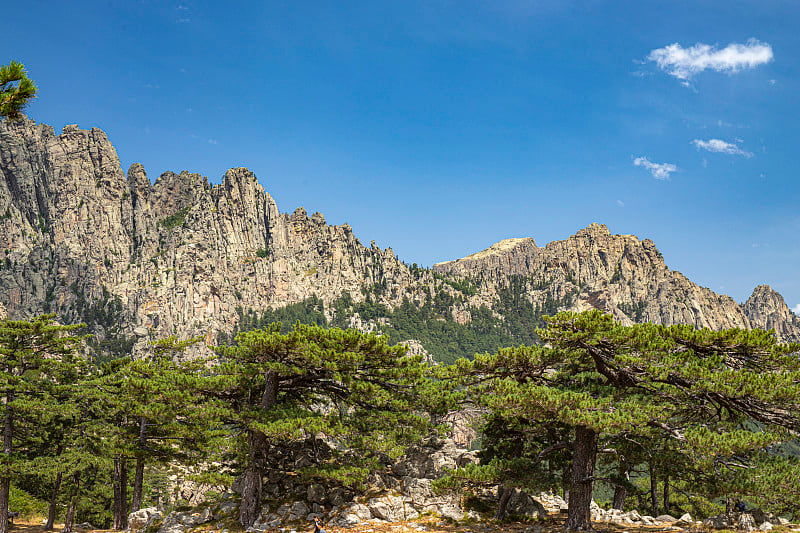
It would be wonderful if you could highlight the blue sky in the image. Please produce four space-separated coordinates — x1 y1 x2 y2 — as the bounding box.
3 1 799 313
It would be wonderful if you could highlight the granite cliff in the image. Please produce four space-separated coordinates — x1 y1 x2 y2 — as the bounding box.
1 117 797 361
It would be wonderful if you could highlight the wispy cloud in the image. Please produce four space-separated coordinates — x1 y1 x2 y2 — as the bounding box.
207 139 218 145
647 39 773 82
616 200 625 208
692 138 753 157
633 157 677 180
792 304 800 316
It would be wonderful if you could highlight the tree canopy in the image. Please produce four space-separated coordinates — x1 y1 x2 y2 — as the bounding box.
442 310 800 529
211 322 435 527
0 62 37 120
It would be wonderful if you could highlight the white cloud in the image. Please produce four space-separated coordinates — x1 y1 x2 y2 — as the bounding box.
207 139 218 145
792 304 800 316
647 38 773 81
692 138 753 157
633 157 677 180
616 200 625 207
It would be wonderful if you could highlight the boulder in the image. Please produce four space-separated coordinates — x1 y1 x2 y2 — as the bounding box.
216 500 238 517
288 501 309 521
366 496 418 522
534 492 567 513
703 513 732 529
439 504 465 521
156 513 186 533
507 490 547 519
739 513 757 532
759 522 773 531
178 507 212 527
657 514 678 523
129 507 161 531
751 509 778 525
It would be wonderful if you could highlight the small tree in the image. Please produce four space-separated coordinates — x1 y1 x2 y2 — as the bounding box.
0 62 37 119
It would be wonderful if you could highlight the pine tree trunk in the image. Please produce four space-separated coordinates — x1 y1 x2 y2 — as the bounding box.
113 455 129 530
239 371 277 528
0 390 14 533
45 471 63 530
132 457 145 512
565 425 598 531
61 471 80 533
0 477 8 533
612 463 629 511
612 485 627 511
649 462 659 517
663 476 670 514
132 417 147 512
495 484 513 520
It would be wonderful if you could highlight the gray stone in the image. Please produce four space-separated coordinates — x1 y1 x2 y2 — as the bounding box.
217 500 238 517
703 513 732 529
129 507 161 531
307 484 326 504
290 501 309 518
534 492 567 513
507 489 547 519
739 513 758 532
328 487 351 507
439 504 465 521
157 513 186 533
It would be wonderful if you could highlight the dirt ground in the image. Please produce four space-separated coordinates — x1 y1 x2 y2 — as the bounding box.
3 516 691 533
11 516 800 533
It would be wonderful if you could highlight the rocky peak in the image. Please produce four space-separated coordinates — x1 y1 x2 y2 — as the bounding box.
433 237 538 279
574 222 611 238
742 285 800 342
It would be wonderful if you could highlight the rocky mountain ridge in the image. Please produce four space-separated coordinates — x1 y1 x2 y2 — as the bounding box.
1 117 798 360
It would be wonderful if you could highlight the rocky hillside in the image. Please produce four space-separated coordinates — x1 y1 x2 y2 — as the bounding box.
1 117 798 361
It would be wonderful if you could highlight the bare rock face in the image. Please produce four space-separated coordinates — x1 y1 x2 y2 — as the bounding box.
0 117 417 358
742 285 800 342
1 117 798 361
433 223 794 338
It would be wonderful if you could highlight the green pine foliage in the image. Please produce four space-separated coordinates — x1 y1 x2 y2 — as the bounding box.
210 322 434 527
231 275 570 363
0 62 37 120
443 310 800 528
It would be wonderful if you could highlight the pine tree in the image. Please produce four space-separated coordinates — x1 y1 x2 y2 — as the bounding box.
448 310 800 530
0 315 84 533
0 62 37 120
211 322 431 528
85 336 210 529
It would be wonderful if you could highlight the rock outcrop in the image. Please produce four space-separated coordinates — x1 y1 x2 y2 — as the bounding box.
2 117 798 361
742 285 800 341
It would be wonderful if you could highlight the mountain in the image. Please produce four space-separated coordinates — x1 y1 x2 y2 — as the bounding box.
1 117 798 362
